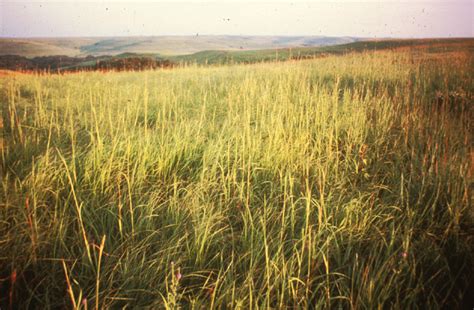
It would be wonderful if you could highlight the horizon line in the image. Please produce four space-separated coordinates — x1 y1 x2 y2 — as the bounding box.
1 35 473 39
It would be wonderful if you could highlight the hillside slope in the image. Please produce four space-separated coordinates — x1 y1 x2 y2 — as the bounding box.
171 38 474 64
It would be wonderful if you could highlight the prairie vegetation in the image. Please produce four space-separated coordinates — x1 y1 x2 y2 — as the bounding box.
1 45 473 308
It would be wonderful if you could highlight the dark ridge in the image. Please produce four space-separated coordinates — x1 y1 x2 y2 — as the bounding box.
0 54 175 72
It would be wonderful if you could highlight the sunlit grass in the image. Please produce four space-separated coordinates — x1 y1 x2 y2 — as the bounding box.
1 47 473 308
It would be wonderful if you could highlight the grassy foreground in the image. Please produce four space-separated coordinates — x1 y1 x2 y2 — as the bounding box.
1 47 473 308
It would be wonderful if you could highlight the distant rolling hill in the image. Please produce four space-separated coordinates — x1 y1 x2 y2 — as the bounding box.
0 39 79 57
1 38 472 72
0 36 362 57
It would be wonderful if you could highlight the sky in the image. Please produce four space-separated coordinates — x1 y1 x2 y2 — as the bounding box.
0 0 472 38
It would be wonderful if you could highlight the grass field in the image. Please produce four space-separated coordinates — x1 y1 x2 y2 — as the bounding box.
1 44 473 308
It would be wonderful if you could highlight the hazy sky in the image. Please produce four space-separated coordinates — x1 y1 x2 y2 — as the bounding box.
1 0 472 38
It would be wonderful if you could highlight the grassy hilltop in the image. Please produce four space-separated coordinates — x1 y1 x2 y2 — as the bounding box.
0 43 473 308
170 38 474 64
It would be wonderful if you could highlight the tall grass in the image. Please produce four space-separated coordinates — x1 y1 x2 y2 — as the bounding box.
1 47 473 308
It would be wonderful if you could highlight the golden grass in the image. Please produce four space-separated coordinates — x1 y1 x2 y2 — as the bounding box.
0 47 473 308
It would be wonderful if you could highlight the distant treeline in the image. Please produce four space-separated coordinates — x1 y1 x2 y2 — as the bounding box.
0 54 175 72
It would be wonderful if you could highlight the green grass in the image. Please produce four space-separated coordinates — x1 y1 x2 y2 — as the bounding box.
1 45 473 308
